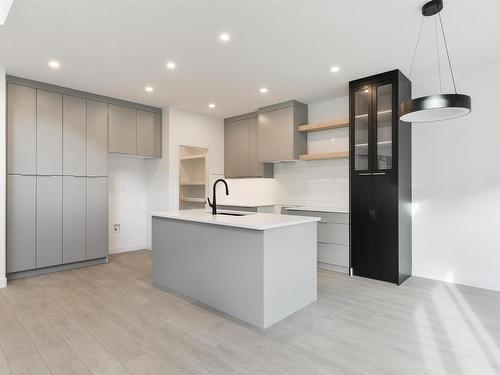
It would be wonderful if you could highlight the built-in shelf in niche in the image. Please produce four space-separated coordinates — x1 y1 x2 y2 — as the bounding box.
180 153 206 161
298 151 349 161
298 118 349 132
180 197 206 203
180 180 205 186
179 145 208 210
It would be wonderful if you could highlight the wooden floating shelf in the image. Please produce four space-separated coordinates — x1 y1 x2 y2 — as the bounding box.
299 151 349 161
180 181 205 186
299 119 349 132
180 153 206 161
180 197 206 203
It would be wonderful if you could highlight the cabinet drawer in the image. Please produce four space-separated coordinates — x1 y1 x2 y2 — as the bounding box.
286 209 349 224
318 243 349 267
317 222 349 245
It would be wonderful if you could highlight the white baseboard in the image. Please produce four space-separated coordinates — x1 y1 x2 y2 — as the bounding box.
109 243 149 254
0 277 7 289
318 262 349 274
413 269 500 292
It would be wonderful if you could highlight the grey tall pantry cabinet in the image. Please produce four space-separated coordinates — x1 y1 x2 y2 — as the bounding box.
6 79 110 277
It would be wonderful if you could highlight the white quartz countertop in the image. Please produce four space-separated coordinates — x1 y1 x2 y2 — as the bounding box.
286 206 349 214
151 209 320 230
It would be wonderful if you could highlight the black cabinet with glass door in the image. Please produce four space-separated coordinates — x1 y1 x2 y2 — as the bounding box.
349 70 412 285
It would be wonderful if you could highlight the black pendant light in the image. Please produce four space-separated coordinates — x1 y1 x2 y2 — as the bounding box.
400 0 471 122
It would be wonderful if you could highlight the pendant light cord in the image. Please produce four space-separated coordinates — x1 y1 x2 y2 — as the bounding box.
408 16 425 79
434 16 442 93
439 13 458 94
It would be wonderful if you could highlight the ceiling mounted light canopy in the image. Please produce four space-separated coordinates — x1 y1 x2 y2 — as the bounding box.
400 0 471 123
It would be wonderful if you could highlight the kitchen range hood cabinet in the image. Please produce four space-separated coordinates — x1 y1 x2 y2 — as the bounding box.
257 100 308 162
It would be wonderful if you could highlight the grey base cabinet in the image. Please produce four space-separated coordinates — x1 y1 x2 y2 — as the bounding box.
37 176 63 268
87 177 108 260
286 209 350 273
63 176 87 264
6 175 36 273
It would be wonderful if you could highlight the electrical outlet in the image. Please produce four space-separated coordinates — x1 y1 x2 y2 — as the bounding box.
113 224 120 233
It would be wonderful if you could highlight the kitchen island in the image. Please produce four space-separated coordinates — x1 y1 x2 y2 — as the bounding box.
151 209 319 329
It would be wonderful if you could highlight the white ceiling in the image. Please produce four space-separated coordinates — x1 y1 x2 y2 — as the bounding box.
0 0 499 118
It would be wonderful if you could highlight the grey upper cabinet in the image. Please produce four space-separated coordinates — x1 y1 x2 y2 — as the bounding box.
87 177 108 260
225 117 250 178
6 175 36 273
110 105 161 158
109 104 137 155
137 110 162 157
258 100 308 162
224 113 273 178
7 84 36 174
37 176 63 268
153 113 162 156
63 176 86 264
249 116 272 177
86 100 108 176
63 95 86 176
37 89 63 175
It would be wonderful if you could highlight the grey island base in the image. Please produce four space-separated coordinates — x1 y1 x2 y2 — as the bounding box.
151 210 319 329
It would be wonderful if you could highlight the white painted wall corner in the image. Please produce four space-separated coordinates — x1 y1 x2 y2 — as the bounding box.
109 243 150 254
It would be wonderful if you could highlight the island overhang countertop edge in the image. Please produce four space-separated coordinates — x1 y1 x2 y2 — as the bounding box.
150 209 320 231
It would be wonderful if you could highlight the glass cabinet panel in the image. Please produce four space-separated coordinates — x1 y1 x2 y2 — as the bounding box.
376 84 392 170
354 88 370 171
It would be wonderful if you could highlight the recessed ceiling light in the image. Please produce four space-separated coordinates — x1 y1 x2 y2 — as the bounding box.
219 33 230 42
330 138 336 141
166 61 176 70
145 86 154 93
48 60 60 69
330 66 340 73
259 87 268 94
208 103 216 109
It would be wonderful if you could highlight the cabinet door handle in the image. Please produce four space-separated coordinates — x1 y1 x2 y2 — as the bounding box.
358 173 372 176
372 172 386 176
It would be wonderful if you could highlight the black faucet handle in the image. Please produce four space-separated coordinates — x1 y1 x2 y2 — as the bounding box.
207 197 213 207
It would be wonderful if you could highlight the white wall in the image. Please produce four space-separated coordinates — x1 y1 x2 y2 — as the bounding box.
108 155 148 253
167 107 225 209
145 107 224 247
412 62 500 291
0 67 6 288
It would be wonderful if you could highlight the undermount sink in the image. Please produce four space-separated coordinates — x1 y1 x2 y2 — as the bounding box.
217 212 247 217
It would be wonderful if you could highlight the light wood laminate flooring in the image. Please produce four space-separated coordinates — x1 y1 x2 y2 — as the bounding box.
0 250 499 375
